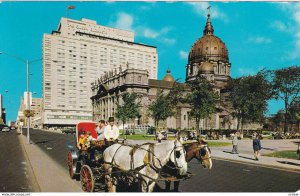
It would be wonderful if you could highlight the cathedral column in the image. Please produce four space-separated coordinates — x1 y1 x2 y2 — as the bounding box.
216 113 220 129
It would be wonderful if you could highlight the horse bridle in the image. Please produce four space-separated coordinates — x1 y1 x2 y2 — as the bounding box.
170 140 186 169
198 144 211 161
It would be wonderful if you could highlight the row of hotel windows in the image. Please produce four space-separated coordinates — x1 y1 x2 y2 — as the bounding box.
57 40 156 59
57 105 89 109
56 53 156 64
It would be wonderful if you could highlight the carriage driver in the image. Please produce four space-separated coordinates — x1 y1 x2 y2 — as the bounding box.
104 117 119 142
96 120 106 140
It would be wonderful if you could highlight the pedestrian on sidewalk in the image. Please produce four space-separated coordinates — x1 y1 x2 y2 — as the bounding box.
253 134 261 161
232 132 239 154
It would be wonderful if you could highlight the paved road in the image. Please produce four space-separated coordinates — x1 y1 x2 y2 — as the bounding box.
177 159 300 192
0 130 38 192
24 129 300 192
22 128 75 171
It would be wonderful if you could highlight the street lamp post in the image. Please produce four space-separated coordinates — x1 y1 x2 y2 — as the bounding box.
26 60 30 144
0 51 41 144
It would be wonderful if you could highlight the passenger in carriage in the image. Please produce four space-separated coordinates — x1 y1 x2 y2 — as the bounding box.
87 132 96 143
78 131 88 150
104 117 119 143
96 120 106 140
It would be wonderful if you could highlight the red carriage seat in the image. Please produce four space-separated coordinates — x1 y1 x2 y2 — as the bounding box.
76 122 97 144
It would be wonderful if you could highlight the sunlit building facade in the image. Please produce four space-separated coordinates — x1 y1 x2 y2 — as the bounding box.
42 17 158 127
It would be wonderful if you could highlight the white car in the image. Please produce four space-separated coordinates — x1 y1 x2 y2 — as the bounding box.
1 127 10 132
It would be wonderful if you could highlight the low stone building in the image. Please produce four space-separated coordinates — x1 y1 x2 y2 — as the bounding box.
91 66 184 128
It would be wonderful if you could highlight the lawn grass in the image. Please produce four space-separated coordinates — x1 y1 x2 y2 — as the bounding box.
183 141 231 147
119 135 231 147
119 134 155 140
265 151 299 160
207 141 231 147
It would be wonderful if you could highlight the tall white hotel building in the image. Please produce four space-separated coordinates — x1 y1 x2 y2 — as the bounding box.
43 18 158 127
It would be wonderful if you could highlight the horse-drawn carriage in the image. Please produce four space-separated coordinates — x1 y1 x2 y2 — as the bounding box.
67 122 109 192
67 122 212 192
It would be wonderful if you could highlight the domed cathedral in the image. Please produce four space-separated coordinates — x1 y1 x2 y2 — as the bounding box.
186 13 231 90
184 12 236 131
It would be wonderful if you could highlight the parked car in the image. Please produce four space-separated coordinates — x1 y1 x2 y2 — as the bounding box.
62 129 75 134
1 127 10 132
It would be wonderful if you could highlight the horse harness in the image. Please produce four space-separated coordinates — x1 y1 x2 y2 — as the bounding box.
198 144 211 161
106 141 186 181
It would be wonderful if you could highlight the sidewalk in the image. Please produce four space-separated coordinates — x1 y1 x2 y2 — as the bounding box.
210 139 300 172
19 135 82 192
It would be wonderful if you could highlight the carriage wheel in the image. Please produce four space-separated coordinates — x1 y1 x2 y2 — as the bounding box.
80 165 95 192
67 152 76 179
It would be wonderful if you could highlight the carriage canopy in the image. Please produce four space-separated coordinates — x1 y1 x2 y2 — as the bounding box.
76 122 97 144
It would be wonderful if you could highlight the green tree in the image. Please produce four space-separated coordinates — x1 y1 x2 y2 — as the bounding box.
115 92 140 132
148 90 175 129
288 97 300 124
272 66 300 133
186 76 219 134
229 70 272 132
271 110 285 131
167 81 185 106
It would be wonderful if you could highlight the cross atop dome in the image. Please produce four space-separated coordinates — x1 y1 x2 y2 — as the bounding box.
203 6 214 35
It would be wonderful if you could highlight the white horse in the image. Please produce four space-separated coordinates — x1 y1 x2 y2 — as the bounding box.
103 140 188 192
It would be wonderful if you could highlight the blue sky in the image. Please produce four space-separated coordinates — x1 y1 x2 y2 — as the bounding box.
1 2 300 122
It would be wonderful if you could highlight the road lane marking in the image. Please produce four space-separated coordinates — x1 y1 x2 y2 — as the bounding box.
242 169 251 172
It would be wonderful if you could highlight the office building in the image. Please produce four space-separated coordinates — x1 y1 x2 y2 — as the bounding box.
16 94 43 128
42 17 158 127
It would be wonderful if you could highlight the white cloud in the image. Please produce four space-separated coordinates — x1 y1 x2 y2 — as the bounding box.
137 26 172 40
110 13 175 45
113 12 134 31
179 50 188 59
141 27 171 39
274 3 300 60
162 38 176 45
248 36 272 44
142 28 159 39
160 27 172 35
271 20 288 32
186 2 228 21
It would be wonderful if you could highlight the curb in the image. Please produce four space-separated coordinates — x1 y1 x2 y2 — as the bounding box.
212 155 300 174
18 134 42 192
